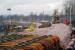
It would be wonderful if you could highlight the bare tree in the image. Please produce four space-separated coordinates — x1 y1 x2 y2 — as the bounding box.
64 0 75 16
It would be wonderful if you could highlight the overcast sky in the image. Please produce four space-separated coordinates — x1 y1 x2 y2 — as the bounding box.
0 0 64 15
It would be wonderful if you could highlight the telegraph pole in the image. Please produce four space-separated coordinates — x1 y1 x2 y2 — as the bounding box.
69 6 72 26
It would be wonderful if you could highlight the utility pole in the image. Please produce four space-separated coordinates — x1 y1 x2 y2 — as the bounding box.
69 6 72 26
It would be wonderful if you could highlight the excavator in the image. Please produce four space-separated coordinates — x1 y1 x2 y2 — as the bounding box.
24 22 36 32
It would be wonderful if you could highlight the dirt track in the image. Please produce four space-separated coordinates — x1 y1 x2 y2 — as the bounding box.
19 23 72 46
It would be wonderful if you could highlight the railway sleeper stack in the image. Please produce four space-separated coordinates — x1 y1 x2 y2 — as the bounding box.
0 34 64 50
0 34 33 44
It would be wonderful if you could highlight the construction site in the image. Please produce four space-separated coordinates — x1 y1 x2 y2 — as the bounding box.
0 0 75 50
0 9 72 50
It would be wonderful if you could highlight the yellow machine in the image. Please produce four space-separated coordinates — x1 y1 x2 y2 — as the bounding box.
24 23 36 32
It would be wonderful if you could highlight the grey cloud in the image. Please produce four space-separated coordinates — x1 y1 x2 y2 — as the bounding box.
0 0 64 15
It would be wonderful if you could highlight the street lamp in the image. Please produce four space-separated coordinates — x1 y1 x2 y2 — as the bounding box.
7 8 12 25
6 8 12 35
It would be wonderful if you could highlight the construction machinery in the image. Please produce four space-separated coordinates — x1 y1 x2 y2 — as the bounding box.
24 23 36 32
52 9 60 24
